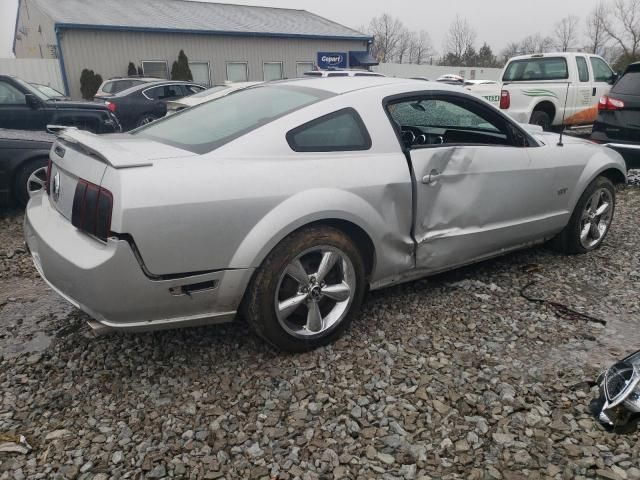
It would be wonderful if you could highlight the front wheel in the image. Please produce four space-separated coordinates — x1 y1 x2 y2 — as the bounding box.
242 226 366 352
552 176 615 254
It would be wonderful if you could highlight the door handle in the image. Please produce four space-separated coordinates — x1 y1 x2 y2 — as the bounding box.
592 87 597 96
422 169 441 185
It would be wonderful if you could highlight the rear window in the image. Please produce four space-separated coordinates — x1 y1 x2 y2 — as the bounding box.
612 71 640 95
503 57 569 82
134 85 333 154
111 80 143 94
286 108 371 152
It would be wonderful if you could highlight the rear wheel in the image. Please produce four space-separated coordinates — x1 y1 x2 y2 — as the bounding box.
530 110 551 131
136 114 157 128
243 226 366 352
552 176 615 254
14 158 48 207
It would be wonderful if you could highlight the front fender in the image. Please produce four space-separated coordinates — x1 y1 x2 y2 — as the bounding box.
228 188 413 284
568 145 626 211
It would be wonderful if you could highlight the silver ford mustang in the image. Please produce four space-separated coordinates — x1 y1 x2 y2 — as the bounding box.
24 77 627 352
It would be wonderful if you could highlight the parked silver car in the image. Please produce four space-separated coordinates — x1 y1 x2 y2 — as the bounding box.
25 77 627 351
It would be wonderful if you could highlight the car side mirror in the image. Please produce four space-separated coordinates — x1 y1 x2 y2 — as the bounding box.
609 72 619 85
25 93 41 109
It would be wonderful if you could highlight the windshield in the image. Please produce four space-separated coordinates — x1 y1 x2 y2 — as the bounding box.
503 57 569 82
13 77 49 101
31 83 64 98
134 85 333 154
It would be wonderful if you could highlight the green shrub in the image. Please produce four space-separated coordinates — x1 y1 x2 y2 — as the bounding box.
171 50 193 81
79 69 103 99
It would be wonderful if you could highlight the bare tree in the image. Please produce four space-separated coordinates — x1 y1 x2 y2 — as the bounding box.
500 41 522 61
586 3 609 54
554 15 580 51
408 30 435 64
443 15 477 60
520 33 554 54
395 27 412 63
602 0 640 64
368 14 405 63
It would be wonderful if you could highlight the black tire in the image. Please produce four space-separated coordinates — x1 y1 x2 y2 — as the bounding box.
242 225 366 352
136 114 157 128
551 176 615 254
14 158 48 207
530 110 552 131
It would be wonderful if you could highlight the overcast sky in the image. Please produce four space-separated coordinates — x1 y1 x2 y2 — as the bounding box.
0 0 603 58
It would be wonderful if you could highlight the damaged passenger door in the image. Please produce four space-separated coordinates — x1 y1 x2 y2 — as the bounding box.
386 92 551 273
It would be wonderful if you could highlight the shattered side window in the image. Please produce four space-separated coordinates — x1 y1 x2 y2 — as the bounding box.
389 99 500 132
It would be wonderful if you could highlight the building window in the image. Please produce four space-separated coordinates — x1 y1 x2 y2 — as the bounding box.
141 61 168 79
263 62 284 81
226 62 248 82
296 62 314 78
189 62 211 86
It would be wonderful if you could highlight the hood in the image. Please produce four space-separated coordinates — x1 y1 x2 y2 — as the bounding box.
48 99 110 110
530 130 595 146
58 128 196 168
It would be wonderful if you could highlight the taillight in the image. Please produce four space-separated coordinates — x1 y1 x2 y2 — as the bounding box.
105 101 116 113
599 95 625 111
45 159 52 195
71 179 113 241
500 90 510 109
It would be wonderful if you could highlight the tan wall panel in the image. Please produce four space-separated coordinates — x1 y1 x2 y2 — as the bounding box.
60 30 369 98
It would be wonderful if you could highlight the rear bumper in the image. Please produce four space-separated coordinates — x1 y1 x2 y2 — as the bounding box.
24 193 253 331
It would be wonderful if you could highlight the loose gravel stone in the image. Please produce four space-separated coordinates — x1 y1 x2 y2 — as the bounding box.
0 175 639 478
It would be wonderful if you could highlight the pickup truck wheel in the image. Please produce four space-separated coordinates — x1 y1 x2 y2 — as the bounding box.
551 176 615 254
136 114 157 127
14 158 48 207
530 110 551 131
243 225 366 352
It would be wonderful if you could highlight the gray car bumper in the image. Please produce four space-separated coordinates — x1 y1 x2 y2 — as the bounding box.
24 193 252 332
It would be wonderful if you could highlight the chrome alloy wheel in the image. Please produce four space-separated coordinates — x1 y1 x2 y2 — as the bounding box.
275 246 356 339
27 166 48 198
580 187 613 249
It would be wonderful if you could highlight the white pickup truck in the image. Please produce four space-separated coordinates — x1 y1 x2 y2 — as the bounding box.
476 52 617 130
483 52 617 130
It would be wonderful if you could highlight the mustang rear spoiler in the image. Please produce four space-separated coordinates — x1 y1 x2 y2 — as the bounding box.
57 128 152 169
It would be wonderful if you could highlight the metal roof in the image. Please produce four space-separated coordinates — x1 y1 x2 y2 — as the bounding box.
31 0 371 41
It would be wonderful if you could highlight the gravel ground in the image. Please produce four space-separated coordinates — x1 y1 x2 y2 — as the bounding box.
0 172 639 480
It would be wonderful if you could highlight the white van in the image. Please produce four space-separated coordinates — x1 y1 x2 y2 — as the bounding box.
497 52 617 130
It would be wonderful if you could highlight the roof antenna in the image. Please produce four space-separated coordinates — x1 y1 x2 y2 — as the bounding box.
557 81 571 147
